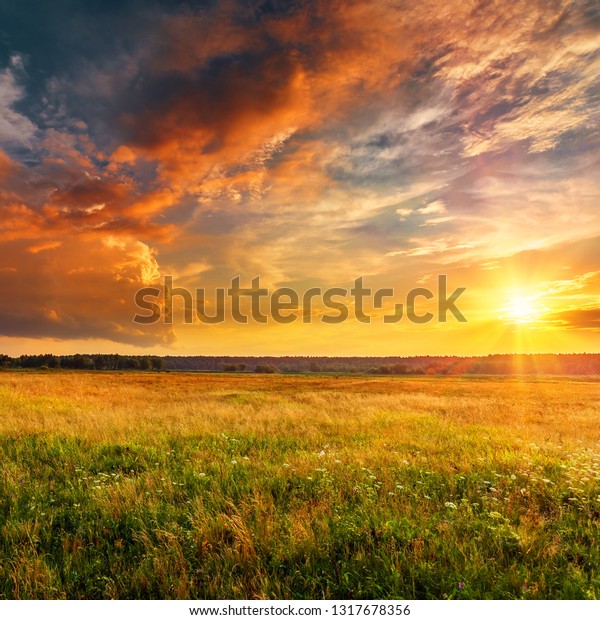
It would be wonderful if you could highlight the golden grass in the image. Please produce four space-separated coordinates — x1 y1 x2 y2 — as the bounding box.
1 372 598 448
0 371 598 599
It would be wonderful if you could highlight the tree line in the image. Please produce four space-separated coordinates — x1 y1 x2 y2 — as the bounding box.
1 353 600 375
166 354 600 375
0 354 164 371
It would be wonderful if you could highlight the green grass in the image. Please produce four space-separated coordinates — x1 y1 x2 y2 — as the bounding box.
0 373 598 599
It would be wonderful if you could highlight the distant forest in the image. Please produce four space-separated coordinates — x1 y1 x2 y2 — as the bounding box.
2 353 600 375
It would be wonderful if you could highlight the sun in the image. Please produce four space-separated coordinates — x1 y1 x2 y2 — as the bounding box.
504 294 542 324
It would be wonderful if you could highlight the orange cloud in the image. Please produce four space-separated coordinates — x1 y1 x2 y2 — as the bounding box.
0 233 173 346
1 1 599 353
27 241 62 254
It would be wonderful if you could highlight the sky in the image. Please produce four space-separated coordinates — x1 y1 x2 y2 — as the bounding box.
1 0 600 357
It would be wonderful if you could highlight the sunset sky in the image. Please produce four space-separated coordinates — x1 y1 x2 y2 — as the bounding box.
1 0 600 356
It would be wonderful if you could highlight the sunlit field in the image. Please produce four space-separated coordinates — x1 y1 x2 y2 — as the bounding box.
0 371 598 600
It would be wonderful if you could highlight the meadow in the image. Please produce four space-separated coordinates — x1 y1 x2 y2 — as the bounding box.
0 371 598 600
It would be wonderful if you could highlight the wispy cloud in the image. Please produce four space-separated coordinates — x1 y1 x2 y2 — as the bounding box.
0 55 36 149
0 0 599 352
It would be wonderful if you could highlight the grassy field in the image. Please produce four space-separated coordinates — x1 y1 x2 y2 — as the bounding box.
0 371 598 600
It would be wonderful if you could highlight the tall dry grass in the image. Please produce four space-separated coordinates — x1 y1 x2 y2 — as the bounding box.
0 372 598 599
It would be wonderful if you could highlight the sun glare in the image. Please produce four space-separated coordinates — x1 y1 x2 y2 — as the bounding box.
504 294 542 324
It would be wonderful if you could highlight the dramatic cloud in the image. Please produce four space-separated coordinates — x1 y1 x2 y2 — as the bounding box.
0 0 599 353
0 55 36 148
0 233 173 346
